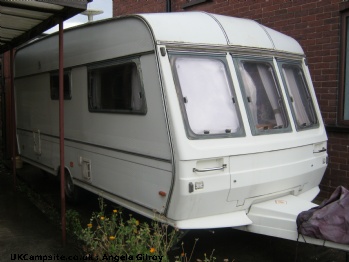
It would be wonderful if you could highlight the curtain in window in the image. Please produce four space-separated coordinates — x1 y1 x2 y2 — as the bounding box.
239 61 289 132
239 63 258 125
92 73 101 109
282 67 311 126
131 66 142 111
257 64 283 126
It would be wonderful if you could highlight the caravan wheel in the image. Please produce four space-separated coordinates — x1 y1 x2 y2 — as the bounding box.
64 170 80 204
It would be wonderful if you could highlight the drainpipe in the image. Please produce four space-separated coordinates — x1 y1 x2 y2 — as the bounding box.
166 0 171 12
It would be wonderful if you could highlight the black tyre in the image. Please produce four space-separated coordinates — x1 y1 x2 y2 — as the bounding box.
64 171 80 204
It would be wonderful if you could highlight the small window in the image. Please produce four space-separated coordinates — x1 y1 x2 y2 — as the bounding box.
236 59 290 135
88 61 146 114
280 62 318 130
50 71 71 100
170 53 244 138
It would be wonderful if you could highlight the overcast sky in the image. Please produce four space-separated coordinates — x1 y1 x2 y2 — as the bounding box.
45 0 113 34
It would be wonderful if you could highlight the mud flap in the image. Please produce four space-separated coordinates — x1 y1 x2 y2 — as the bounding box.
238 194 349 252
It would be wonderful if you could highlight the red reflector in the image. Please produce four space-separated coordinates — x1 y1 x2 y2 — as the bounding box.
159 191 166 197
70 162 74 167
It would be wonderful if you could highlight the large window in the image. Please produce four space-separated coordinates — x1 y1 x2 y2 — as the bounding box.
280 62 318 130
236 59 290 135
339 9 349 125
88 60 146 114
170 53 244 138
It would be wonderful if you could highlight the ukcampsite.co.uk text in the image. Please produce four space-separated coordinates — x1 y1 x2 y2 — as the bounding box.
10 253 165 261
11 254 80 261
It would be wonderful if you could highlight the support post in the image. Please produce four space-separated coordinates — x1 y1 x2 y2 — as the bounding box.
59 20 66 246
10 48 16 191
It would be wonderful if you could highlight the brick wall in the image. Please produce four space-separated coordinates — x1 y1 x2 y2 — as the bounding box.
113 0 349 199
325 131 349 197
113 0 166 15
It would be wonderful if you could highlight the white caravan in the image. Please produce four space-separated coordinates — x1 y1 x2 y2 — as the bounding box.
15 12 335 246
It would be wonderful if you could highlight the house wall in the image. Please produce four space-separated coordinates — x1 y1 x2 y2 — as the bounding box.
113 0 349 199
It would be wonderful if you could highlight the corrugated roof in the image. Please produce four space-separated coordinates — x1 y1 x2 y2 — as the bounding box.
0 0 90 53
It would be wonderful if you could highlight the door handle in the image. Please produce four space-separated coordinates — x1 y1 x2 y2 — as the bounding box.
314 147 326 153
193 164 227 173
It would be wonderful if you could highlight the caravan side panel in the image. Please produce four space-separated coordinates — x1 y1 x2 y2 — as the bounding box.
15 17 174 213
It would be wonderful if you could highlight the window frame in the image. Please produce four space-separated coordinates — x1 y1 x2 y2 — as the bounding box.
169 51 245 140
233 56 291 136
277 59 319 131
339 9 349 125
87 58 147 115
50 70 72 100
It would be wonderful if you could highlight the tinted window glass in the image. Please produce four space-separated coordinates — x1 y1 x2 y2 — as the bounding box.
88 61 146 114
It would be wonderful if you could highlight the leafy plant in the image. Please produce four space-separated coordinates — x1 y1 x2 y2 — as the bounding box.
73 197 179 261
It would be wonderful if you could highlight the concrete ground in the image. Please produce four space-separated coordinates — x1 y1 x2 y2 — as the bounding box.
0 161 348 262
0 163 80 262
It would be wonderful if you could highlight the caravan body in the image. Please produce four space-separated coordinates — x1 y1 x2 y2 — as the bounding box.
15 12 328 237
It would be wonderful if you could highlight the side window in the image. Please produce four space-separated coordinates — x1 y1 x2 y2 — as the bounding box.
88 60 146 114
170 53 244 138
236 59 290 135
50 71 71 100
280 62 318 130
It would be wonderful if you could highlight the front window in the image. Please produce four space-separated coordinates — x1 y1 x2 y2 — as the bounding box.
236 59 290 135
170 53 244 138
280 63 318 130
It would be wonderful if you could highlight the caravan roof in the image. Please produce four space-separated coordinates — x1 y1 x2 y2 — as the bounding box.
15 12 304 78
139 12 304 54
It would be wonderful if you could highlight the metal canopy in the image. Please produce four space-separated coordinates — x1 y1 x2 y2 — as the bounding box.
0 0 90 53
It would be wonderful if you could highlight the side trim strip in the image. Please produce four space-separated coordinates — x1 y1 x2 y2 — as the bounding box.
17 127 172 163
